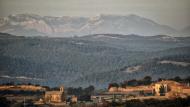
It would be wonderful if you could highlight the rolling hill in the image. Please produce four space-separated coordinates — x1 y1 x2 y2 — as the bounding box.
0 33 190 88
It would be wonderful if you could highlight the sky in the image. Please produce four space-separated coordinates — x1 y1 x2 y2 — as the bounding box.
0 0 190 30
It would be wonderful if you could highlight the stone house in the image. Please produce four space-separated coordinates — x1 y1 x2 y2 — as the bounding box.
155 83 168 95
71 95 78 103
44 86 65 103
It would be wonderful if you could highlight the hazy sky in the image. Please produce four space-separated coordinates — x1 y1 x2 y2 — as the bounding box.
0 0 190 29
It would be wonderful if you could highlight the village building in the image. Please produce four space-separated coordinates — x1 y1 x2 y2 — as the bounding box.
71 95 78 103
153 80 190 96
44 86 65 103
154 82 168 95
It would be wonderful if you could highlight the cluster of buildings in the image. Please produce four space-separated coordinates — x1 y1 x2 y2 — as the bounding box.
108 80 190 96
34 80 190 105
2 80 189 106
91 80 190 103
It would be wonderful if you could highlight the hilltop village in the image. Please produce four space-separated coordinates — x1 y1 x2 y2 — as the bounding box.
0 78 190 107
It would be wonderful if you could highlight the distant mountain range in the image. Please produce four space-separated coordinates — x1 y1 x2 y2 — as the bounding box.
0 33 190 88
0 14 189 37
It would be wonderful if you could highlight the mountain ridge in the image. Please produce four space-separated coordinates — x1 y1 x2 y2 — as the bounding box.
0 14 188 37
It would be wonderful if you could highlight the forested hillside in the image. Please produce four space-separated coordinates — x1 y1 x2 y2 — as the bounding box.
0 33 190 88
